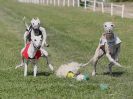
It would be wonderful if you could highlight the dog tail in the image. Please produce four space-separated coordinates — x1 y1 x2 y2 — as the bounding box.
80 59 93 67
23 16 29 30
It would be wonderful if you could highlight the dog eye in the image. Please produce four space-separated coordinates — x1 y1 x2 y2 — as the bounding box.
34 39 36 41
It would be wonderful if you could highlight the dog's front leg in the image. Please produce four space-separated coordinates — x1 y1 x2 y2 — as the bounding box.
40 48 54 71
114 44 121 62
106 53 121 67
107 62 114 75
33 60 37 77
45 56 54 72
24 61 28 76
33 65 37 77
105 43 122 67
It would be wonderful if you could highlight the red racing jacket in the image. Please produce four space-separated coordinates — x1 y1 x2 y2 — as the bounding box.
22 43 41 60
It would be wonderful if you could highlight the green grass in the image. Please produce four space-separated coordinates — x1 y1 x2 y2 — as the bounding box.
0 0 133 99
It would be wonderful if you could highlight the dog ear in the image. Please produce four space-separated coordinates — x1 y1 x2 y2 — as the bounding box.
40 35 43 39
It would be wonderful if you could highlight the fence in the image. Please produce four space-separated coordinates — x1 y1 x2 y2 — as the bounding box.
18 0 80 7
84 0 125 18
18 0 125 18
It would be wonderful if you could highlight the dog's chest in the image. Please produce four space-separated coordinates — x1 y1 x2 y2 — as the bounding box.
22 43 41 60
33 29 42 36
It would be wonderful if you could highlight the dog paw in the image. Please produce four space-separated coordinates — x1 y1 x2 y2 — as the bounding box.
15 64 24 69
49 64 54 71
46 44 49 47
92 71 96 76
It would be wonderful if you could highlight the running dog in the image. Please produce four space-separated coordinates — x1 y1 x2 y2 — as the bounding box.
90 22 122 76
17 17 54 71
16 35 43 76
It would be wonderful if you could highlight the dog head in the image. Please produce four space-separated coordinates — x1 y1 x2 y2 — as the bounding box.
103 22 115 34
103 22 115 40
31 17 40 29
31 35 43 49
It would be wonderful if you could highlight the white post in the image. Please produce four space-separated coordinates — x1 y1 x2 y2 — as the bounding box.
40 0 42 4
47 0 49 5
58 0 60 6
84 0 87 9
101 2 104 13
54 0 56 6
24 0 25 2
77 0 80 7
39 0 41 4
93 0 96 12
32 0 34 3
73 0 75 7
67 0 70 7
111 3 113 16
41 0 44 4
37 0 40 4
31 0 33 3
35 0 37 4
121 5 124 18
50 0 52 4
63 0 65 6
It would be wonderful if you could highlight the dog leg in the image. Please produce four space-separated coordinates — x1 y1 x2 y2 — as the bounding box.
40 48 54 71
45 56 54 71
105 62 114 75
114 44 121 62
33 65 37 77
108 62 114 75
106 53 122 67
33 60 37 77
91 47 104 76
105 43 122 67
40 27 49 47
24 62 28 76
15 56 24 69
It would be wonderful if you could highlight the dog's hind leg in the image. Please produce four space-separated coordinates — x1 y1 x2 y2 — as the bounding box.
91 47 104 76
15 48 25 69
15 56 25 69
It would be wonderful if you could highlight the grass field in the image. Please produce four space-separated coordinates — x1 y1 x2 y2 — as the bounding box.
0 0 133 98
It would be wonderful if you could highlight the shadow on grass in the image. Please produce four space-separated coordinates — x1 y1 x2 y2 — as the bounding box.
28 71 53 76
103 71 125 77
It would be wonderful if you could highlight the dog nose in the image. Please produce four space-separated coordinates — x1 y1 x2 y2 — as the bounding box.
37 45 41 49
39 46 41 49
